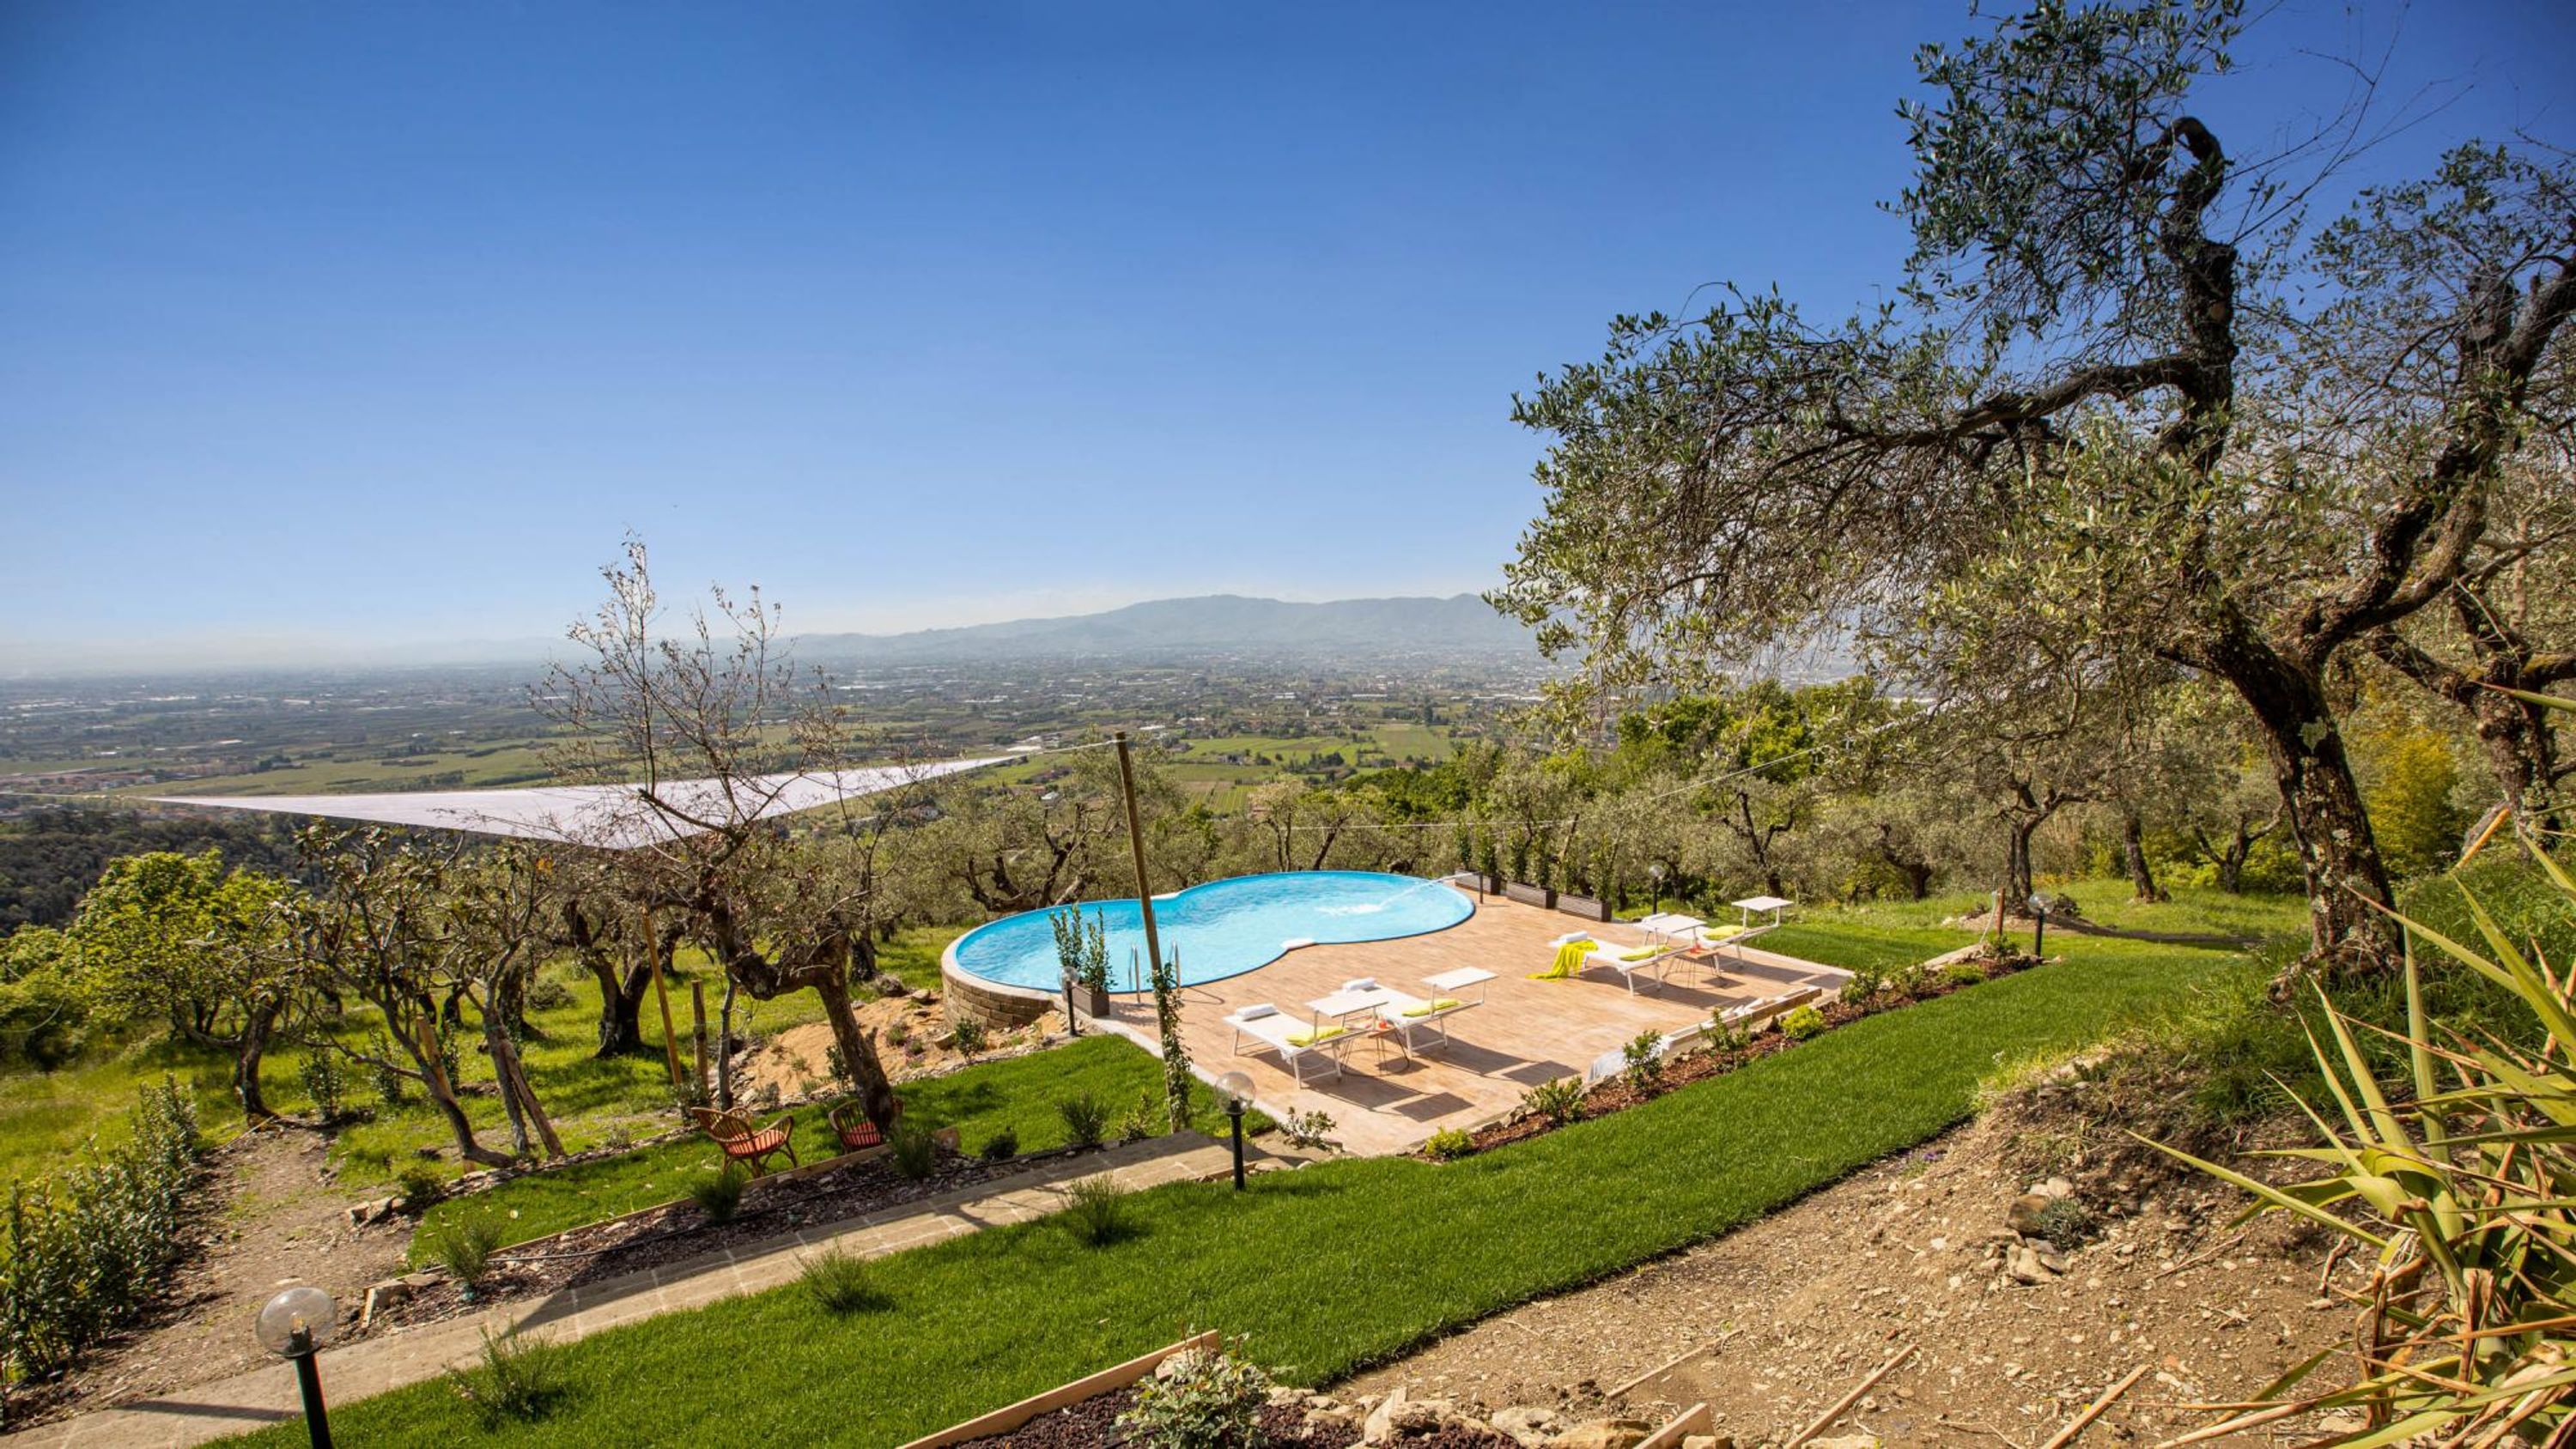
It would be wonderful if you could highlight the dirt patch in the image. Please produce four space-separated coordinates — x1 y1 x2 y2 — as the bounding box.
735 991 1065 1101
8 1125 414 1428
1350 1107 2352 1446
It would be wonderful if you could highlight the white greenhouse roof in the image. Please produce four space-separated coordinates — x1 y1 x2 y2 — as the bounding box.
150 755 1012 852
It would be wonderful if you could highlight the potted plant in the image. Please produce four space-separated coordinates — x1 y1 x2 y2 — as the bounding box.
1051 905 1115 1020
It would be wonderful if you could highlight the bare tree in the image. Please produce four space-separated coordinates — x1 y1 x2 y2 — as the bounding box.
532 540 930 1131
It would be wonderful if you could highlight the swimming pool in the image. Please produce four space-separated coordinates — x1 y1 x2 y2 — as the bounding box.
945 870 1474 992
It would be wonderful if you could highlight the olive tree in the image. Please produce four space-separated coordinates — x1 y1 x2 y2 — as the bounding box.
533 540 927 1131
73 850 299 1119
1494 1 2573 976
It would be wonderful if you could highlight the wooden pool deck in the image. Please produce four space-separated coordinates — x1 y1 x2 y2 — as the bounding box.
1090 892 1852 1157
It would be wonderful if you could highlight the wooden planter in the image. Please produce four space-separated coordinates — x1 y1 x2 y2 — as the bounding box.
899 1331 1221 1448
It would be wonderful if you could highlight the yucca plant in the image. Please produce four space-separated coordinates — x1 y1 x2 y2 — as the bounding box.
2152 689 2576 1446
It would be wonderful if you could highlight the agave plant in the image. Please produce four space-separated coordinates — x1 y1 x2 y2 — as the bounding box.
2150 691 2576 1446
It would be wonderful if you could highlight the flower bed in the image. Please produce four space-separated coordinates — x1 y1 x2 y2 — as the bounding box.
1438 949 2044 1158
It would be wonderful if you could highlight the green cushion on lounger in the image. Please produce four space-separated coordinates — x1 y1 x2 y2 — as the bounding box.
1285 1025 1348 1047
1400 998 1461 1017
1619 945 1665 962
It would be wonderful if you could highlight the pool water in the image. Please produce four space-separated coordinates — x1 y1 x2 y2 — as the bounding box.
947 870 1474 991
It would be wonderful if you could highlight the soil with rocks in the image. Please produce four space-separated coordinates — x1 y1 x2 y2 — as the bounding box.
735 990 1066 1102
951 1383 1522 1448
3 1125 415 1430
1352 1100 2354 1446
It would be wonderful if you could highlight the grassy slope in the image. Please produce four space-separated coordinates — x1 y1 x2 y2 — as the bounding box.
242 931 2240 1447
412 1035 1246 1258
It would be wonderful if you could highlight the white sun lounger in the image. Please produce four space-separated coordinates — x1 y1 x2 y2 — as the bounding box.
1365 988 1479 1058
1588 942 1689 995
1224 1003 1350 1085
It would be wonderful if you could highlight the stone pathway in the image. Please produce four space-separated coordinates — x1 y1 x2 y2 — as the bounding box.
14 1133 1244 1448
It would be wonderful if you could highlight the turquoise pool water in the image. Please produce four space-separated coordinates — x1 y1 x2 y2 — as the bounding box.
947 870 1474 991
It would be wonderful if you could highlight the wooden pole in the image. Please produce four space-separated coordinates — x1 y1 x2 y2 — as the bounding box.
1786 1343 1913 1448
690 979 710 1100
2039 1365 2147 1449
640 900 684 1087
1114 732 1166 987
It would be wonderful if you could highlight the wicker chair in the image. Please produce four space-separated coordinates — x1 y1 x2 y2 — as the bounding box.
688 1106 799 1176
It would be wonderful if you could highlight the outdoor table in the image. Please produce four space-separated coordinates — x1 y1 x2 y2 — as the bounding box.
1307 985 1398 1024
1422 967 1494 1005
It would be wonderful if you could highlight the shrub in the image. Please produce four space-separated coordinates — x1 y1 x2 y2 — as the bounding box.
2027 1194 2097 1247
889 1123 939 1179
797 1247 890 1314
1116 1089 1160 1143
978 1127 1019 1162
425 1214 504 1286
1620 1031 1665 1094
1058 1092 1111 1149
0 1079 200 1385
1942 960 1990 987
366 1037 410 1107
1703 1009 1752 1053
1889 961 1934 998
1058 1176 1137 1248
883 1018 911 1048
949 1018 988 1057
1779 1005 1827 1041
447 1329 572 1429
1277 1109 1339 1152
1838 967 1886 1006
299 1049 349 1125
1522 1076 1586 1126
1117 1338 1273 1447
1424 1128 1475 1161
690 1164 749 1224
524 975 574 1012
2158 793 2576 1441
394 1162 446 1213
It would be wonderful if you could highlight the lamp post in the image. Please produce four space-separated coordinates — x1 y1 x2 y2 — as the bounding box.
1649 862 1667 918
255 1286 337 1448
1216 1070 1254 1191
2026 894 2049 961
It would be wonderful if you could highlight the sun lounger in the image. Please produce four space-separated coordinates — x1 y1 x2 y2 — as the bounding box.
1589 941 1689 994
1363 989 1479 1058
1225 1003 1350 1085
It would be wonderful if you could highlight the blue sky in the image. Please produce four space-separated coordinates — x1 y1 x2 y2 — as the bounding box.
2 2 2567 670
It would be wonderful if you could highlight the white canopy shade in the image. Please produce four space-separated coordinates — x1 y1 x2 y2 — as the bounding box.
150 756 1012 852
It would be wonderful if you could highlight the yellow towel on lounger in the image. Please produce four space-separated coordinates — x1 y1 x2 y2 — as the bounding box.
1533 939 1591 980
1401 998 1461 1017
1285 1025 1348 1048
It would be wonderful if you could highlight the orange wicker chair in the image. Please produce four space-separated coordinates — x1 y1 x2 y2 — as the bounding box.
828 1098 890 1154
689 1106 799 1176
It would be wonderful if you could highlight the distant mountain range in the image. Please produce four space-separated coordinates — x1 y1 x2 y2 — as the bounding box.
794 594 1538 664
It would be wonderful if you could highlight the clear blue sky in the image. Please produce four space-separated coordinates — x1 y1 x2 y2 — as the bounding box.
2 2 2567 670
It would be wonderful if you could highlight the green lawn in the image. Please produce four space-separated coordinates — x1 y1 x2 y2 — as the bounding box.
411 1035 1251 1260
240 932 2245 1447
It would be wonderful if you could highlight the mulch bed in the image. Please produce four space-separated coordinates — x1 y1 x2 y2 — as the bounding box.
952 1385 1515 1447
362 1139 1115 1337
1443 950 2044 1158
